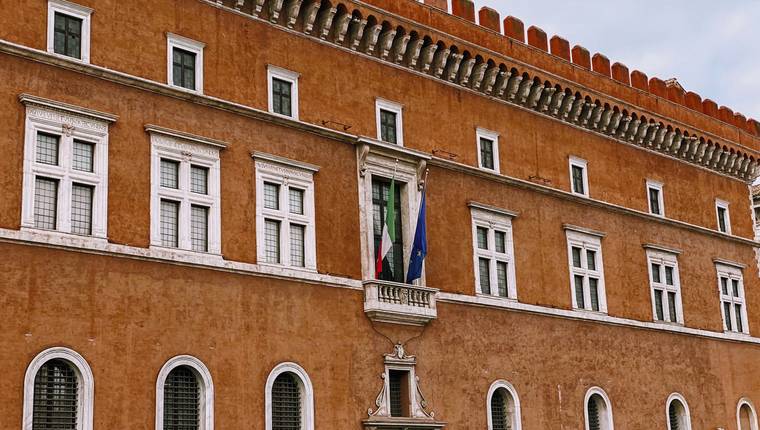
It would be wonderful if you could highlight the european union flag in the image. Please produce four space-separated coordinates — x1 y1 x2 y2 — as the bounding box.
406 185 427 284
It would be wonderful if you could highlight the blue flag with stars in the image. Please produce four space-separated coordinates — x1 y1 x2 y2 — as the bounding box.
406 185 427 283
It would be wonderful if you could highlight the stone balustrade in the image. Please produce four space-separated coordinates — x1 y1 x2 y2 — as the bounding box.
363 280 438 326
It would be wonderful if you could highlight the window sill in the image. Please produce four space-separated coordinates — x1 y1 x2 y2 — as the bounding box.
257 261 317 274
19 227 107 245
168 84 203 95
148 245 223 261
267 110 299 121
46 49 88 64
652 319 684 327
572 308 608 316
475 293 516 302
724 330 751 336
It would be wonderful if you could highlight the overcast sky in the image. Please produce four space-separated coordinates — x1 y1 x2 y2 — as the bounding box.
470 0 760 120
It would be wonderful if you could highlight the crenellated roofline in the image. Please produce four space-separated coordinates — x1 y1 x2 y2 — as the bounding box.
207 0 760 182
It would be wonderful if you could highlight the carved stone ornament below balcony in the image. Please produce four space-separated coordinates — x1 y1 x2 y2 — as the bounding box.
363 344 446 430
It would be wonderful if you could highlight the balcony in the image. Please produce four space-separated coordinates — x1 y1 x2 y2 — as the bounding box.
363 280 438 326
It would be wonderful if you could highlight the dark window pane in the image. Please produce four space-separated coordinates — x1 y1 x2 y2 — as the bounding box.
724 301 733 331
572 165 585 194
172 48 196 90
589 278 599 311
480 138 494 169
491 389 509 430
665 266 674 286
496 262 508 297
668 291 677 322
654 289 664 321
736 304 744 333
574 275 585 309
53 12 82 59
721 277 729 295
479 258 491 294
494 231 506 253
380 110 397 144
476 227 488 250
649 187 661 214
272 78 293 117
732 279 740 297
651 263 661 283
586 250 596 271
718 207 727 232
571 247 582 268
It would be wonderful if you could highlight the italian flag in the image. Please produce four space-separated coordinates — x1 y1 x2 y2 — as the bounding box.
375 178 396 278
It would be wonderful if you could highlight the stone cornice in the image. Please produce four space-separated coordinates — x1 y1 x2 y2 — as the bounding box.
145 124 228 149
19 93 118 122
197 0 759 183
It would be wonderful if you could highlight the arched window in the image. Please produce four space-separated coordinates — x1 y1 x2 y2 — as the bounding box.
666 393 691 430
156 355 214 430
738 398 759 430
584 387 613 430
487 380 522 430
266 362 314 430
23 347 94 430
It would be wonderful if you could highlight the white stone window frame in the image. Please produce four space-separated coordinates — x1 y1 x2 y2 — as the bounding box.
254 152 318 271
267 65 300 120
566 227 607 313
716 198 732 234
716 262 749 334
265 362 314 430
738 397 759 430
21 96 112 240
149 127 223 254
357 146 424 282
47 0 93 63
646 248 684 325
470 203 517 300
166 33 205 93
23 346 94 430
476 127 500 173
646 179 665 217
375 98 404 147
584 387 614 430
155 355 214 430
666 393 692 430
486 380 522 430
569 155 589 197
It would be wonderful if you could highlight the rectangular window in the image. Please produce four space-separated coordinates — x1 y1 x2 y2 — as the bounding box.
373 178 404 282
172 48 196 90
22 99 110 238
264 182 280 210
190 165 208 195
268 66 300 119
569 156 588 196
647 180 664 216
271 78 292 117
160 199 180 248
53 12 82 59
36 132 59 165
289 188 304 215
150 129 221 253
471 204 517 299
717 264 748 334
70 183 93 235
476 128 500 172
34 177 59 230
264 219 281 263
290 224 305 267
716 199 731 234
190 205 209 252
167 34 204 93
160 159 180 189
47 1 92 62
566 228 605 312
255 154 317 269
376 99 404 146
647 249 682 324
72 140 94 172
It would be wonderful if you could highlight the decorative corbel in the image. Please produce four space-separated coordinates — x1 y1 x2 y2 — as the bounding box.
416 159 427 190
358 142 370 177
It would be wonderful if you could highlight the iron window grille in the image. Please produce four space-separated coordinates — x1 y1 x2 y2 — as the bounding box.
163 366 200 430
32 359 79 430
272 372 302 430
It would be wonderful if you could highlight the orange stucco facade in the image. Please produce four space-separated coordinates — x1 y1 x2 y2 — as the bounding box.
1 0 760 428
